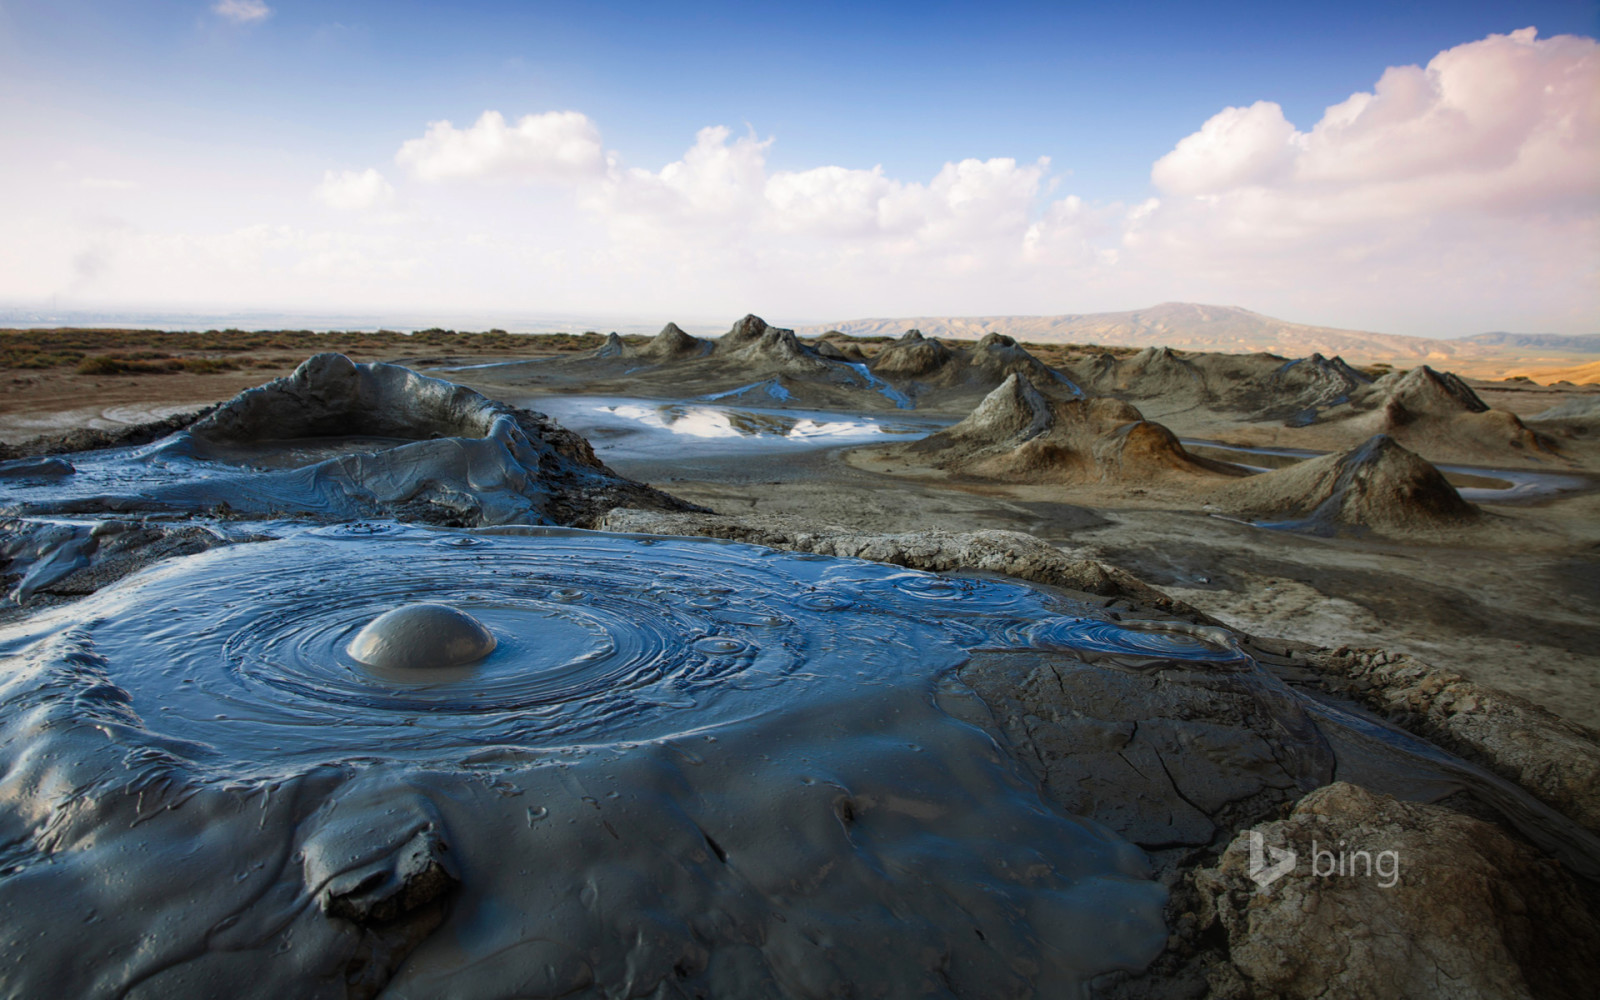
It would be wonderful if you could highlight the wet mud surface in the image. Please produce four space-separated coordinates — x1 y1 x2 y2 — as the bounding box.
3 340 1600 998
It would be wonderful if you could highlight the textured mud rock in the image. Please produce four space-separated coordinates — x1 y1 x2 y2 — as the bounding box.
597 506 1192 612
1215 351 1371 423
6 354 694 527
869 328 955 377
868 329 1066 395
1306 645 1600 834
632 321 710 361
712 314 830 370
810 335 865 361
589 331 627 358
1064 348 1378 424
957 647 1332 851
1209 433 1478 532
1322 365 1559 462
1070 345 1204 404
0 516 234 605
1193 783 1600 1000
906 373 1232 484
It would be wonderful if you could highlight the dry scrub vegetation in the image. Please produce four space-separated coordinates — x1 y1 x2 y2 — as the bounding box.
0 328 613 376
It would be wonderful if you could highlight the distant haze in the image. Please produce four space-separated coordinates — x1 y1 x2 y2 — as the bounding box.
798 303 1600 375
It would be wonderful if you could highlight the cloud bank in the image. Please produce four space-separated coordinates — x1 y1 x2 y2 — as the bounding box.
14 28 1595 334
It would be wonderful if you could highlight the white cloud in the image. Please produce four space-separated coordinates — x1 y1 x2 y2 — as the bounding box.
1150 28 1598 216
1131 27 1600 330
1150 101 1298 196
314 168 395 212
212 0 271 25
396 110 605 182
15 28 1592 333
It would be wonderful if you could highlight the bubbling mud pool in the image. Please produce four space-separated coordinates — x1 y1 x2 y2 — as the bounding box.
0 525 1260 998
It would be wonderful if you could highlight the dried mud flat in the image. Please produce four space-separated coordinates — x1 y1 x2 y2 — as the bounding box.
2 322 1599 1000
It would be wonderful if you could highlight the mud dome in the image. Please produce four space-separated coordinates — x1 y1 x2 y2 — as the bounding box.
0 353 689 527
0 526 1325 998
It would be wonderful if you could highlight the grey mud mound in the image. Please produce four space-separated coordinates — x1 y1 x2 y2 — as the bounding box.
483 314 916 411
634 321 711 361
1192 782 1600 1000
0 527 1221 998
1069 345 1205 407
901 373 1235 484
0 353 695 528
1317 365 1560 464
1064 347 1372 424
869 328 1073 399
1208 433 1478 533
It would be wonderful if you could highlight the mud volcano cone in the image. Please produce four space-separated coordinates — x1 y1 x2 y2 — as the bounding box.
1211 433 1478 531
910 373 1225 484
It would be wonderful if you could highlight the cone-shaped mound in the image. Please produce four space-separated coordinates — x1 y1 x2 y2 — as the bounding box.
870 332 956 377
714 313 776 353
190 351 526 444
711 314 833 372
1210 434 1478 532
1378 365 1490 416
909 374 1229 484
587 332 627 359
1069 345 1205 402
1256 353 1371 423
17 354 696 527
1319 365 1559 464
633 322 710 361
868 330 1066 395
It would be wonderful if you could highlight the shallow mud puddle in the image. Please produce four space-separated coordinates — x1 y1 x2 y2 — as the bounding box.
525 395 948 461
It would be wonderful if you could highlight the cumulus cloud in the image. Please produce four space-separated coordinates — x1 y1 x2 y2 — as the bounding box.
1132 27 1599 330
396 110 605 182
314 168 395 212
212 0 271 24
48 27 1588 330
1150 28 1598 216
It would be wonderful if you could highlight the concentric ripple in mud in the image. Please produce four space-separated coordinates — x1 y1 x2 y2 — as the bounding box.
14 525 1259 776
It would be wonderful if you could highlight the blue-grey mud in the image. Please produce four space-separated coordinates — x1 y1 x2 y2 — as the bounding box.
0 525 1208 997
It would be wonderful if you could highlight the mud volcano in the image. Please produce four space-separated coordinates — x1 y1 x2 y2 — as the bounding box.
0 525 1362 997
901 373 1235 484
0 353 690 527
1209 433 1479 533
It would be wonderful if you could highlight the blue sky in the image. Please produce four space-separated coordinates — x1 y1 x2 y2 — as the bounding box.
1 1 1596 334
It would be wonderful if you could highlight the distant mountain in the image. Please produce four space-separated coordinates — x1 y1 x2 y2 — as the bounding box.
1457 332 1600 352
799 303 1600 368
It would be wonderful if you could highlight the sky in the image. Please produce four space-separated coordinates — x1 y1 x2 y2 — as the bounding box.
0 1 1596 336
